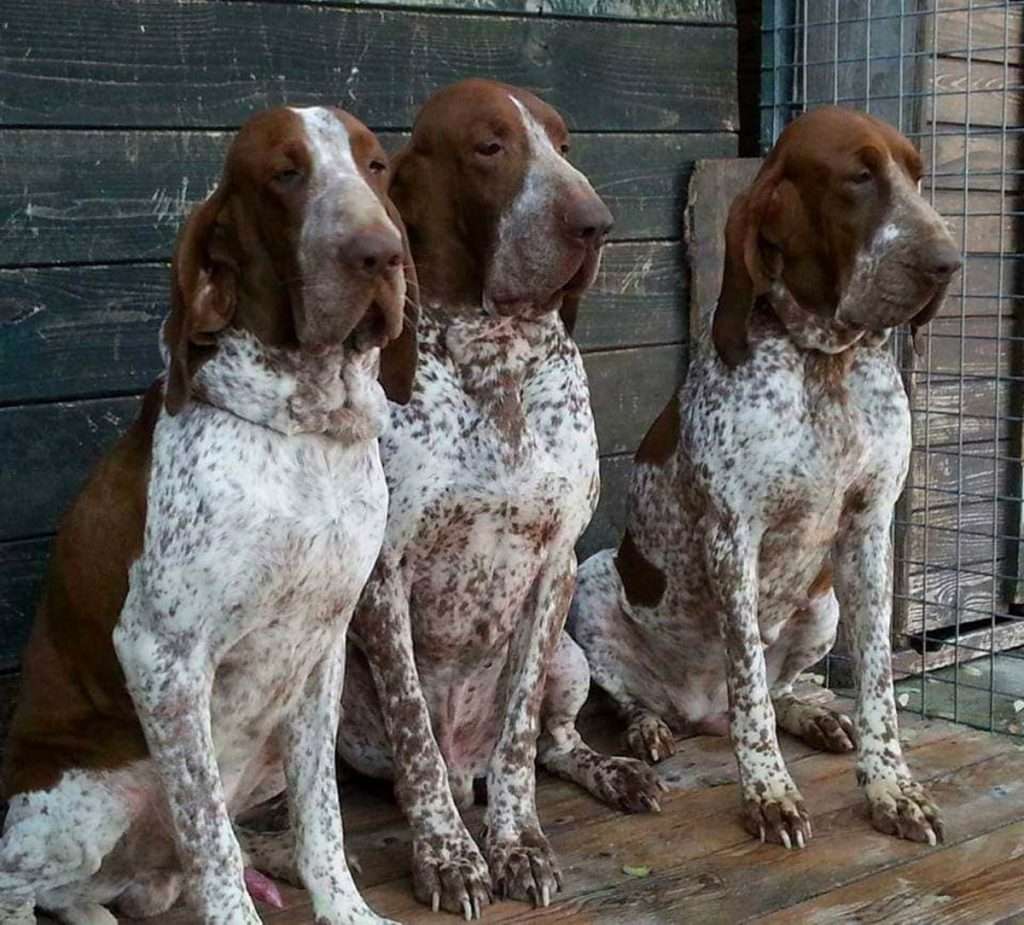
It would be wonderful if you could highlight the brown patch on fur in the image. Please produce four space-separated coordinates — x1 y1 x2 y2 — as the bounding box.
807 559 833 599
805 350 855 396
843 485 870 517
3 381 165 798
634 394 680 467
614 530 667 609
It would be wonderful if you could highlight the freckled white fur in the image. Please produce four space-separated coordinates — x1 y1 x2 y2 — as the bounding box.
0 112 397 924
485 97 601 313
570 151 955 850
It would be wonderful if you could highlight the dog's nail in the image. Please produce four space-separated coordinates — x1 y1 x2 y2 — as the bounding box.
542 885 551 907
432 891 440 913
781 830 792 850
759 826 766 844
462 898 472 921
796 829 805 849
926 828 937 847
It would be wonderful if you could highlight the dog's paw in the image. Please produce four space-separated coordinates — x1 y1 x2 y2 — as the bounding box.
411 831 492 920
865 776 943 846
742 786 812 849
625 711 676 764
486 829 562 908
779 701 856 753
590 754 668 813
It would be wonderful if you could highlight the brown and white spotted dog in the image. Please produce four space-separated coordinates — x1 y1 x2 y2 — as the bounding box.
0 106 417 925
333 79 663 919
569 107 961 849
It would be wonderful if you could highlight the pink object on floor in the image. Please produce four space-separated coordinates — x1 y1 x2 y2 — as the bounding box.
244 867 285 909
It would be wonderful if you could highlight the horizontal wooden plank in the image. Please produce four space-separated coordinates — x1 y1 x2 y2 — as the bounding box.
0 395 143 542
936 1 1022 67
921 128 1024 193
539 0 735 21
0 450 640 672
893 620 1024 675
0 342 686 541
910 379 1016 445
908 440 1017 510
271 0 737 23
916 315 1019 379
0 240 685 404
934 189 1023 255
0 538 48 673
0 130 734 266
928 58 1024 128
759 819 1024 924
0 1 738 131
903 561 1016 634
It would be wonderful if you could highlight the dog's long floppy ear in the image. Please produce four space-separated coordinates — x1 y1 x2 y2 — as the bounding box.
378 196 420 405
711 164 782 368
163 188 239 414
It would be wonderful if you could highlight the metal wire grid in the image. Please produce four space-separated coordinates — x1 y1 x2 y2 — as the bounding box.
762 1 1024 734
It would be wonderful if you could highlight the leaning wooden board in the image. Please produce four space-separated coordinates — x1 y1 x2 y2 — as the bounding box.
0 0 737 673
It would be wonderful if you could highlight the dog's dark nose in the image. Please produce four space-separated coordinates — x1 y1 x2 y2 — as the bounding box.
341 225 403 276
921 240 962 281
563 193 614 244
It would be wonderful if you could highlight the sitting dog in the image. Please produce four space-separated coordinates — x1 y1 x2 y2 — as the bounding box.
0 105 416 924
569 107 961 848
208 78 664 921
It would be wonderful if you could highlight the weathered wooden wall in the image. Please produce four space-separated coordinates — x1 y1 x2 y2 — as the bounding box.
0 0 739 673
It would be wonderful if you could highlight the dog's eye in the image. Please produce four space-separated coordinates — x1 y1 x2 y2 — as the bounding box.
272 168 303 187
850 168 874 185
475 141 503 157
559 143 570 157
368 159 387 175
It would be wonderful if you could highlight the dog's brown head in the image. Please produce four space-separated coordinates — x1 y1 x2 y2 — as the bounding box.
713 106 961 366
388 78 612 334
165 105 419 412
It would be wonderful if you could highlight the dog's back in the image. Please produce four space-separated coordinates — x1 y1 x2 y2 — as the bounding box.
3 379 163 799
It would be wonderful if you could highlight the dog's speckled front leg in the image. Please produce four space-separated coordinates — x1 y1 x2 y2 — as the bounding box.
834 515 943 845
484 554 575 907
705 518 811 850
354 553 491 921
282 634 395 925
113 600 259 925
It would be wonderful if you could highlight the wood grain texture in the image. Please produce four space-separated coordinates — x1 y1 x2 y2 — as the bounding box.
936 1 1022 67
142 704 1024 924
0 241 685 404
0 130 734 266
683 157 762 339
0 1 737 131
540 0 735 21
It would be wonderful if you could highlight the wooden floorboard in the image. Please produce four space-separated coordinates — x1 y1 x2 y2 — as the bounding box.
133 695 1024 924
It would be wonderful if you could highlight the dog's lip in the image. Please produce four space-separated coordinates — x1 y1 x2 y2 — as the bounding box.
487 251 596 312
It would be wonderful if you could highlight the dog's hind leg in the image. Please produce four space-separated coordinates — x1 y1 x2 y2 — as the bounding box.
768 589 856 753
539 631 666 813
0 768 136 925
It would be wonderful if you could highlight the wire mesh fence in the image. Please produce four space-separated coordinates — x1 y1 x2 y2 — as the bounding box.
761 0 1024 734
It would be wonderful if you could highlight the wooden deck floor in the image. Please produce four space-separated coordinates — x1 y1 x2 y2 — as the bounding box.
146 694 1024 924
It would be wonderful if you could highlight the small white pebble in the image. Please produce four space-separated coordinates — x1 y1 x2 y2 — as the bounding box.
897 693 911 707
